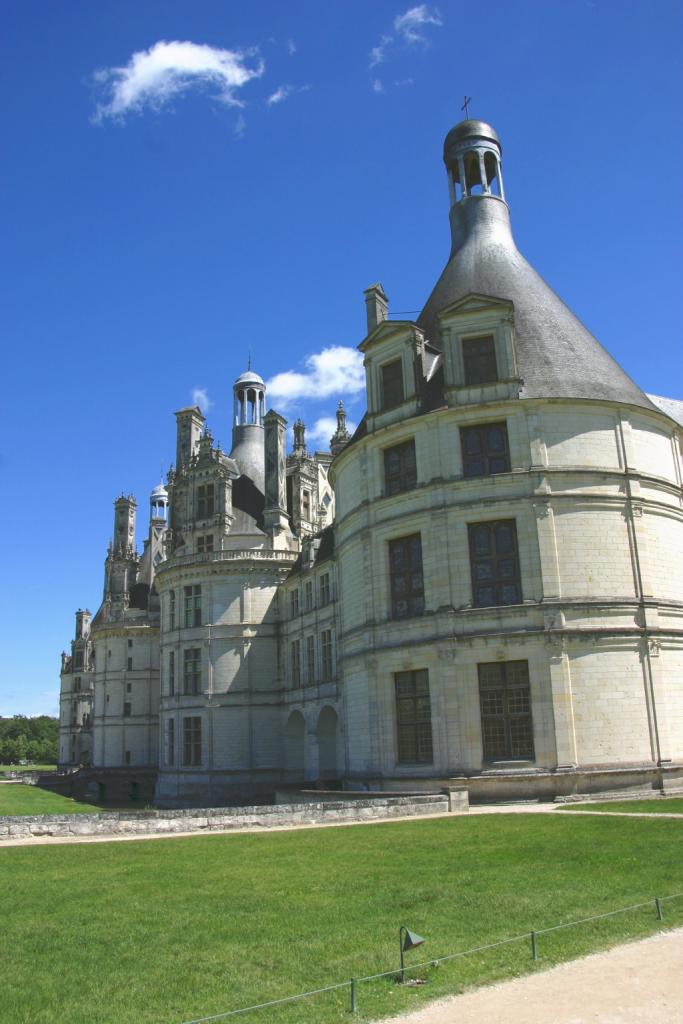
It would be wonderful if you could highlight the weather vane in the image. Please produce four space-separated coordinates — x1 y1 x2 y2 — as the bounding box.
461 95 472 119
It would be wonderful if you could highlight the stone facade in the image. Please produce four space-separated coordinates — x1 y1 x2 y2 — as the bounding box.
59 117 683 805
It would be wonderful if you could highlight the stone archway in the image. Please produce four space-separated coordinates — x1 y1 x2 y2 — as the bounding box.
316 706 340 780
285 710 306 777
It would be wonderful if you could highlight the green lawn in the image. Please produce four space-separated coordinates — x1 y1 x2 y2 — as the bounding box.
559 797 683 815
0 784 95 816
1 814 682 1024
0 764 57 774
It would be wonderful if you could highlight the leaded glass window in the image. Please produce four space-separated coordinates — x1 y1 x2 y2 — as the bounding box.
389 534 425 619
468 520 521 607
462 335 498 385
478 660 534 761
384 440 417 496
395 670 433 763
461 423 510 477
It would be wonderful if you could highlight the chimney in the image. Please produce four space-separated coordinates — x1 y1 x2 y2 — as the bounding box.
263 410 290 534
364 283 389 334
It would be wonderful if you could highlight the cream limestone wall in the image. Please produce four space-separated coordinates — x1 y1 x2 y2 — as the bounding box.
91 630 159 768
332 395 683 786
154 552 297 803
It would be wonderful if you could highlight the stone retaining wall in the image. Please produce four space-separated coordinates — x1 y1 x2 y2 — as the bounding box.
0 793 451 842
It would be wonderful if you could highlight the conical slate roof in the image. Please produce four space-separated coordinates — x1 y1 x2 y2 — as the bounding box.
418 122 657 412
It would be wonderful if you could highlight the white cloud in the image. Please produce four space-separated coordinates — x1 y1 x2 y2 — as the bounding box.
369 5 442 70
287 39 297 56
191 387 212 414
372 78 385 93
267 346 365 406
307 416 357 448
394 5 442 43
370 34 393 67
234 112 246 138
92 40 264 122
267 84 294 105
266 83 310 106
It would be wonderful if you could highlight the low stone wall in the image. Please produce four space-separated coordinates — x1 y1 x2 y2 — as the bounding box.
0 793 450 843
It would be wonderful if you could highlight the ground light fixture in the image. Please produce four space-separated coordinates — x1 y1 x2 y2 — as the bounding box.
399 925 426 982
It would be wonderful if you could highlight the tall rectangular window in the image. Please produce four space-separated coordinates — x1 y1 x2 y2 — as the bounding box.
290 639 301 687
166 719 175 766
73 650 84 670
306 635 315 684
197 483 215 519
290 590 300 617
197 534 214 553
123 702 132 718
302 490 311 520
384 439 417 496
461 423 510 477
478 661 534 761
182 716 202 767
319 573 331 606
462 335 498 385
184 585 202 627
183 648 201 695
389 534 425 619
168 650 175 696
395 670 433 764
127 657 133 671
468 520 521 607
381 359 404 410
305 580 313 612
169 590 176 631
320 630 333 680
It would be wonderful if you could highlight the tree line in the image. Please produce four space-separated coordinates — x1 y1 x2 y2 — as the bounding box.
0 716 58 764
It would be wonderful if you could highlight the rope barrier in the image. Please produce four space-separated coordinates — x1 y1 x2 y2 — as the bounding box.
177 890 683 1023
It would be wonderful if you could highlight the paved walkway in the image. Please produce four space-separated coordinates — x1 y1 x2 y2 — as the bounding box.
381 927 683 1024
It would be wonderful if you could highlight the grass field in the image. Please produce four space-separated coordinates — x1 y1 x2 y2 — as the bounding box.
0 784 95 816
559 797 683 815
1 813 682 1024
0 764 57 774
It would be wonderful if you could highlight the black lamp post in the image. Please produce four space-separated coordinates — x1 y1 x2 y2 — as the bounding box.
399 925 426 983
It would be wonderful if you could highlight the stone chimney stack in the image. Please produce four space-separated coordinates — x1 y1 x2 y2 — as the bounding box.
364 283 389 334
263 410 290 534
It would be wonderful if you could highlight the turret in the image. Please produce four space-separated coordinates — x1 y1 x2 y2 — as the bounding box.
230 367 266 491
416 116 653 411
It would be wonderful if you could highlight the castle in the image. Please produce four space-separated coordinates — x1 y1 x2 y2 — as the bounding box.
59 118 683 806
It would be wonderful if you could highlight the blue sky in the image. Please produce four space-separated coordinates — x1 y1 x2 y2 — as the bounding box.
1 0 681 716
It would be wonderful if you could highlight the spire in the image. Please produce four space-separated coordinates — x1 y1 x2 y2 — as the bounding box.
330 401 351 456
293 418 307 458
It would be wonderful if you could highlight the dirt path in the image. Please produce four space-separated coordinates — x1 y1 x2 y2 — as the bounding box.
380 927 683 1024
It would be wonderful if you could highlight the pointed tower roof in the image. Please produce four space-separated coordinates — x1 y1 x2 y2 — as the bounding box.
418 118 656 411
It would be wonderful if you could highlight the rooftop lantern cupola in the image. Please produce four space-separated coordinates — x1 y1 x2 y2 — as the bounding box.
229 365 267 491
444 119 505 206
150 482 168 522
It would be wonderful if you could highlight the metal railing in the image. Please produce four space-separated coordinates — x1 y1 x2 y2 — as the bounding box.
177 891 683 1023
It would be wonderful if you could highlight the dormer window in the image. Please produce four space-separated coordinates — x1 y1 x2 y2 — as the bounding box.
381 359 404 410
463 336 498 385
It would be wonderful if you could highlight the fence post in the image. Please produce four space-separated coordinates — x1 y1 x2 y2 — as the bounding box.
350 978 357 1013
530 931 538 960
655 898 664 922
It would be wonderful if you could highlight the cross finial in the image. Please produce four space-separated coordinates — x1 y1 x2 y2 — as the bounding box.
461 95 472 119
247 348 252 371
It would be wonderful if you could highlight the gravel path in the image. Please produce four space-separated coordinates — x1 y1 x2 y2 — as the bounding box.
379 927 683 1024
